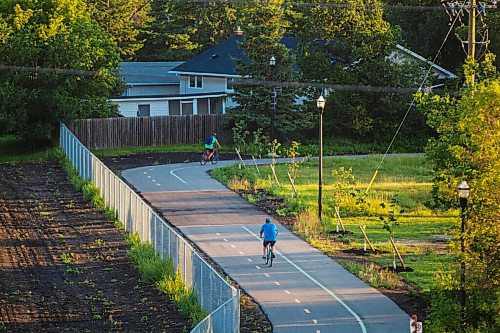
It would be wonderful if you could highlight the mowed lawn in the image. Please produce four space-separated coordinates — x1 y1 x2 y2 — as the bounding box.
212 155 458 292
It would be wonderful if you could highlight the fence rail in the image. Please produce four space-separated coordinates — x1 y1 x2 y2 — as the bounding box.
60 123 240 333
67 115 230 149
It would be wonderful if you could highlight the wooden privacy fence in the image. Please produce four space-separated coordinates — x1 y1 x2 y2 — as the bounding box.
67 115 230 149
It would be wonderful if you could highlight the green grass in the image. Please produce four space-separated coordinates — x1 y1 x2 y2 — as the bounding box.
0 135 59 163
211 155 458 292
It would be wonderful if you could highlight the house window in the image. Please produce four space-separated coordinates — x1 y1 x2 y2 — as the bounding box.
189 75 203 88
227 78 236 91
137 104 150 117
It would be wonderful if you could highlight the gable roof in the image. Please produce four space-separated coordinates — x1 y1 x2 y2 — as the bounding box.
120 62 184 86
392 45 458 79
169 35 298 77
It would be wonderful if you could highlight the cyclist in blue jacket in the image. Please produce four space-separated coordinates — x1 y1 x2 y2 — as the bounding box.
260 217 278 258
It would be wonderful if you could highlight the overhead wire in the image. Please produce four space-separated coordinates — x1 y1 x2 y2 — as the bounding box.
363 2 464 195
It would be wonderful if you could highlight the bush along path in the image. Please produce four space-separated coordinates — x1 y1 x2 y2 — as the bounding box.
0 161 191 332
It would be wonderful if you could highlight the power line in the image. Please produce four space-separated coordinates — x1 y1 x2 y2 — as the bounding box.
364 2 464 195
183 0 449 12
0 64 457 95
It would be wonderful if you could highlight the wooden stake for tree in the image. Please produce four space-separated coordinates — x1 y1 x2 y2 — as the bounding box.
359 225 375 251
235 148 246 167
270 163 280 186
252 156 260 175
334 206 346 232
287 172 298 198
389 237 405 269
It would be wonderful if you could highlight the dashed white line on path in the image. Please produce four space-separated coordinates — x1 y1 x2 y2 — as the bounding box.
223 238 228 242
274 281 280 286
230 244 236 248
256 266 261 270
216 233 221 236
239 251 244 255
284 290 291 294
304 309 311 314
295 299 301 304
247 258 253 262
313 319 318 324
264 273 270 278
241 225 368 333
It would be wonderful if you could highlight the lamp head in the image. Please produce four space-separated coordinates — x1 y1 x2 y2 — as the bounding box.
316 95 326 111
269 56 276 66
457 180 470 199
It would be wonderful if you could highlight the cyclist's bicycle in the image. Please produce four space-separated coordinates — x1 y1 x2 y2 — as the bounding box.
264 243 274 267
200 149 219 165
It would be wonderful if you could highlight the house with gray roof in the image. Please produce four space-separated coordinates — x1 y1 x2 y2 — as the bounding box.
111 31 455 117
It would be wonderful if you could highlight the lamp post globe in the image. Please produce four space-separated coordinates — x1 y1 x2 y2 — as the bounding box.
457 180 470 209
269 56 276 66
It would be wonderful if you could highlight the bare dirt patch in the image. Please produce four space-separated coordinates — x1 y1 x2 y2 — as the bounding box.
0 162 190 332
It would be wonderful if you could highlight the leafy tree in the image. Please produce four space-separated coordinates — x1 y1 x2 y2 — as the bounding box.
137 0 236 61
85 0 148 58
226 1 315 141
0 0 122 143
294 0 428 147
417 54 499 332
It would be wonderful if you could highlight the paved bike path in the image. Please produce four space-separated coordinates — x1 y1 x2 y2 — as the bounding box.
122 159 409 333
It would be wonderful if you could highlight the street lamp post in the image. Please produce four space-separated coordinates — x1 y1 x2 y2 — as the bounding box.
457 180 470 332
317 94 326 220
269 56 276 140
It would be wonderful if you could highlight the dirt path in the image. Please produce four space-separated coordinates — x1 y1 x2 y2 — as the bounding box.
0 162 190 332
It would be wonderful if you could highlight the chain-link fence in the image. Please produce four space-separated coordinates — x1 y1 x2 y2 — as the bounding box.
60 123 240 333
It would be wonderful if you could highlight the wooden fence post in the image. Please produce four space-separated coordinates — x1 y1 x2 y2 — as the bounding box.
389 236 405 269
334 206 346 232
359 225 375 251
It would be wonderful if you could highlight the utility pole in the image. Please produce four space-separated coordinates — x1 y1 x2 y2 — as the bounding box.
443 0 497 83
467 0 476 59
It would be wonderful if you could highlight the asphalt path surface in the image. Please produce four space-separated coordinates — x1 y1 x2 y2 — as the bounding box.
122 158 410 333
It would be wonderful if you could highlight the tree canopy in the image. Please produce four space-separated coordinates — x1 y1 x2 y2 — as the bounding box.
0 0 122 143
417 54 499 332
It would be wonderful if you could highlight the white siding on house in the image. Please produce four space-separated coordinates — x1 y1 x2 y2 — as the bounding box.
179 75 227 94
126 85 179 96
112 100 169 117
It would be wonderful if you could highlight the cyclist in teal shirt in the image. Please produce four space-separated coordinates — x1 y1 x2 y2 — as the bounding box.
204 132 221 160
260 217 278 258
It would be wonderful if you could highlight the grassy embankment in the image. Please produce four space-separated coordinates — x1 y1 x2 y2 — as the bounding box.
211 155 458 292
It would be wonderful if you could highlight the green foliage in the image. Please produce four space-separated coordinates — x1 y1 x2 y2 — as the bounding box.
137 0 236 61
231 120 267 157
126 233 175 284
85 0 146 58
0 0 121 143
157 270 207 325
380 195 399 237
340 261 403 289
418 55 499 331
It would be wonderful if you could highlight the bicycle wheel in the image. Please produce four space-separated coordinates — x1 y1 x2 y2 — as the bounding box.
210 151 219 164
265 245 270 265
200 153 208 165
269 248 273 267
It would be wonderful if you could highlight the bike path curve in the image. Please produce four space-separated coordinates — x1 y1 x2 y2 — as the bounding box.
122 158 409 333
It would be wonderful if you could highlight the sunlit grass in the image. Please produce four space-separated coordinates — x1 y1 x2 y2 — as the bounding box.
211 155 458 291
